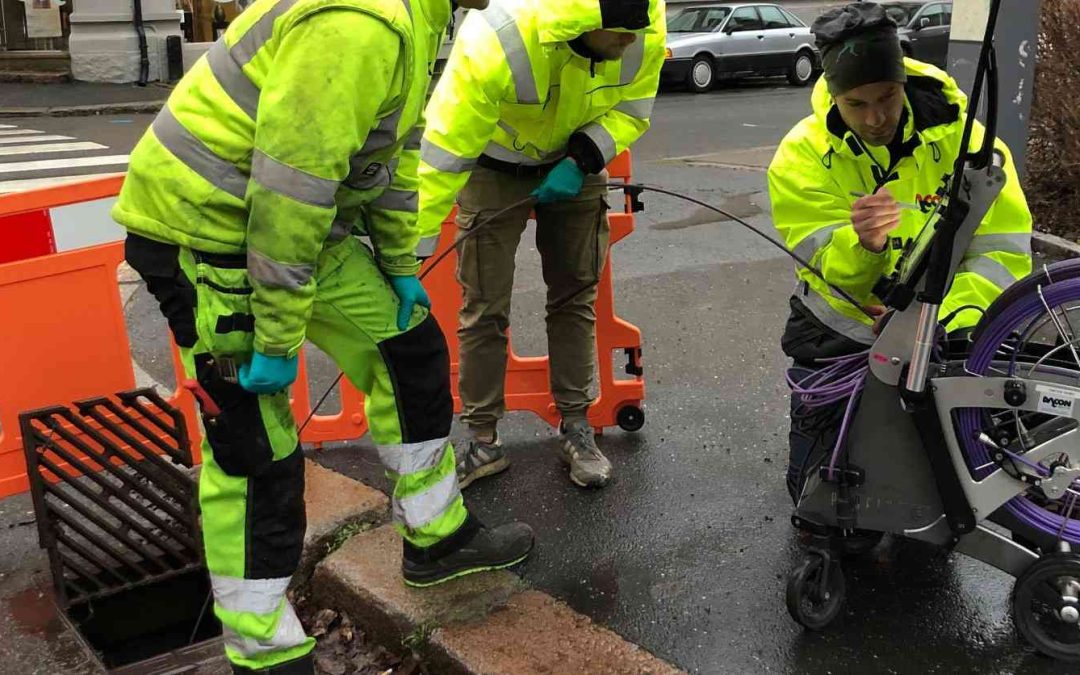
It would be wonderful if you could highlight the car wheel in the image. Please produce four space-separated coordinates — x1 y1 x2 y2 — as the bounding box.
688 54 714 93
787 50 815 87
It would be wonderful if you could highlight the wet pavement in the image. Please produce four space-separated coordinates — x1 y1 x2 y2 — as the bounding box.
0 494 101 674
4 81 1070 672
308 138 1065 671
312 252 1059 674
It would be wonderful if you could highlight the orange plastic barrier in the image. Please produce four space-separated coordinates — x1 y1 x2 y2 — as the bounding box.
422 151 645 432
0 154 644 498
0 209 55 264
0 176 203 498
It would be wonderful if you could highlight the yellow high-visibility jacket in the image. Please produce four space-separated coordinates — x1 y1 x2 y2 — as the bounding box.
415 0 666 249
113 0 450 357
769 58 1032 345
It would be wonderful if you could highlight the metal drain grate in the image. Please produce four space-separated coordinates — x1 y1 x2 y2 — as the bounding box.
20 388 203 609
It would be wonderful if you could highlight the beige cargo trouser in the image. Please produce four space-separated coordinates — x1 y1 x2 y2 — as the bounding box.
454 165 610 437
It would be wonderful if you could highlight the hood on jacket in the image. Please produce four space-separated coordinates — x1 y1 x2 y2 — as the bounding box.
418 0 453 32
535 0 665 43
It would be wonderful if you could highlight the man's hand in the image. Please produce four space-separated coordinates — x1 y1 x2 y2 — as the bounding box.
531 158 586 204
864 304 893 335
852 188 901 253
239 352 299 394
388 274 431 331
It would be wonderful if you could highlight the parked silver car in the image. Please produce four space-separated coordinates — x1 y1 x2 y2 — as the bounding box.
662 3 820 93
887 1 954 68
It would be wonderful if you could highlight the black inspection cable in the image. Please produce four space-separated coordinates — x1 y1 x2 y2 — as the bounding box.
612 182 877 319
297 182 878 433
297 195 538 433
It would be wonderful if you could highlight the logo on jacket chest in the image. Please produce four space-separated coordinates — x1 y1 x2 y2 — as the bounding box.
915 173 953 213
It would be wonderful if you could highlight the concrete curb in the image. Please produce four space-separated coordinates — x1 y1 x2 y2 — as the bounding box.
428 591 684 675
295 460 389 589
1033 231 1080 260
0 72 71 84
313 524 686 674
0 101 166 118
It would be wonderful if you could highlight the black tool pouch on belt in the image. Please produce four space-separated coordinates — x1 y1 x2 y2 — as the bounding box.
194 352 276 477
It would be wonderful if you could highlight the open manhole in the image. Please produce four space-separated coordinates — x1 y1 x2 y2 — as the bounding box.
20 388 223 671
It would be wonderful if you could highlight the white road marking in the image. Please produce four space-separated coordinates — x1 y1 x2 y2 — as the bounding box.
0 141 108 157
0 155 130 174
0 134 75 145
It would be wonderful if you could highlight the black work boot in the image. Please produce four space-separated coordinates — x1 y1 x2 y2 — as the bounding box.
401 514 534 588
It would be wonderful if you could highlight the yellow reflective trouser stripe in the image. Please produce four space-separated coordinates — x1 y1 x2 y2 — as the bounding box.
378 437 449 475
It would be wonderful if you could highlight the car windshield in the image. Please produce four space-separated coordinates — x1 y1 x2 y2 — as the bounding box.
881 2 926 26
668 6 733 33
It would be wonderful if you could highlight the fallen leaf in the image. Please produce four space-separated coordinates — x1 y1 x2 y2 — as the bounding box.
311 608 338 637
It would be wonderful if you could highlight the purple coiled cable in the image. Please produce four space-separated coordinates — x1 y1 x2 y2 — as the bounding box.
959 277 1080 544
785 278 1080 544
786 352 870 479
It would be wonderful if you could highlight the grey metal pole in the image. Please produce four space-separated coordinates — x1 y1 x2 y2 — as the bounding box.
947 0 1041 178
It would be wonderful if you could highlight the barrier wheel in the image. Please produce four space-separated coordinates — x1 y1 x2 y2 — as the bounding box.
1013 553 1080 662
786 552 845 631
616 405 645 432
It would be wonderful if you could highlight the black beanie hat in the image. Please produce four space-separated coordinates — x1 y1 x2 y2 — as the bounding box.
812 3 907 96
599 0 651 31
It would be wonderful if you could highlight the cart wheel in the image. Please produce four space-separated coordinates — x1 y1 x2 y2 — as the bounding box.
786 553 846 630
1013 553 1080 662
616 405 645 432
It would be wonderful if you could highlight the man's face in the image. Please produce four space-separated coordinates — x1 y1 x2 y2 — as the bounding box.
456 0 489 9
581 29 638 61
835 81 905 147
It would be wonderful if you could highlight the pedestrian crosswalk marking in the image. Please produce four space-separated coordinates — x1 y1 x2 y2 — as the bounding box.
0 155 130 175
0 141 108 157
0 134 75 145
0 122 129 193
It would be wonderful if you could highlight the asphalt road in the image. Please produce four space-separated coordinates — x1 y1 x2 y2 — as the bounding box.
303 83 1061 673
4 76 1067 673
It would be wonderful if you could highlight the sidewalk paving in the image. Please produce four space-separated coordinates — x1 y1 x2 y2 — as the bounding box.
0 82 170 117
0 448 681 674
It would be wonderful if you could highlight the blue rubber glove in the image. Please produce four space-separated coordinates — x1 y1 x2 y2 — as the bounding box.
389 274 431 331
238 352 299 394
531 158 586 204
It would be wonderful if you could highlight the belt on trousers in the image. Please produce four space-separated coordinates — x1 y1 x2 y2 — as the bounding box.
476 153 561 179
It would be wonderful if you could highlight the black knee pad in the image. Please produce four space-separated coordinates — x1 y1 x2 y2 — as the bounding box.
377 314 453 443
247 447 306 579
125 234 198 348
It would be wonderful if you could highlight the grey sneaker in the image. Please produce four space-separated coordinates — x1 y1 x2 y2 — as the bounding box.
456 433 510 489
557 419 612 488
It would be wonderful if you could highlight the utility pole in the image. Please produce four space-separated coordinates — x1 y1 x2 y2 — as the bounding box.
947 0 1041 178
